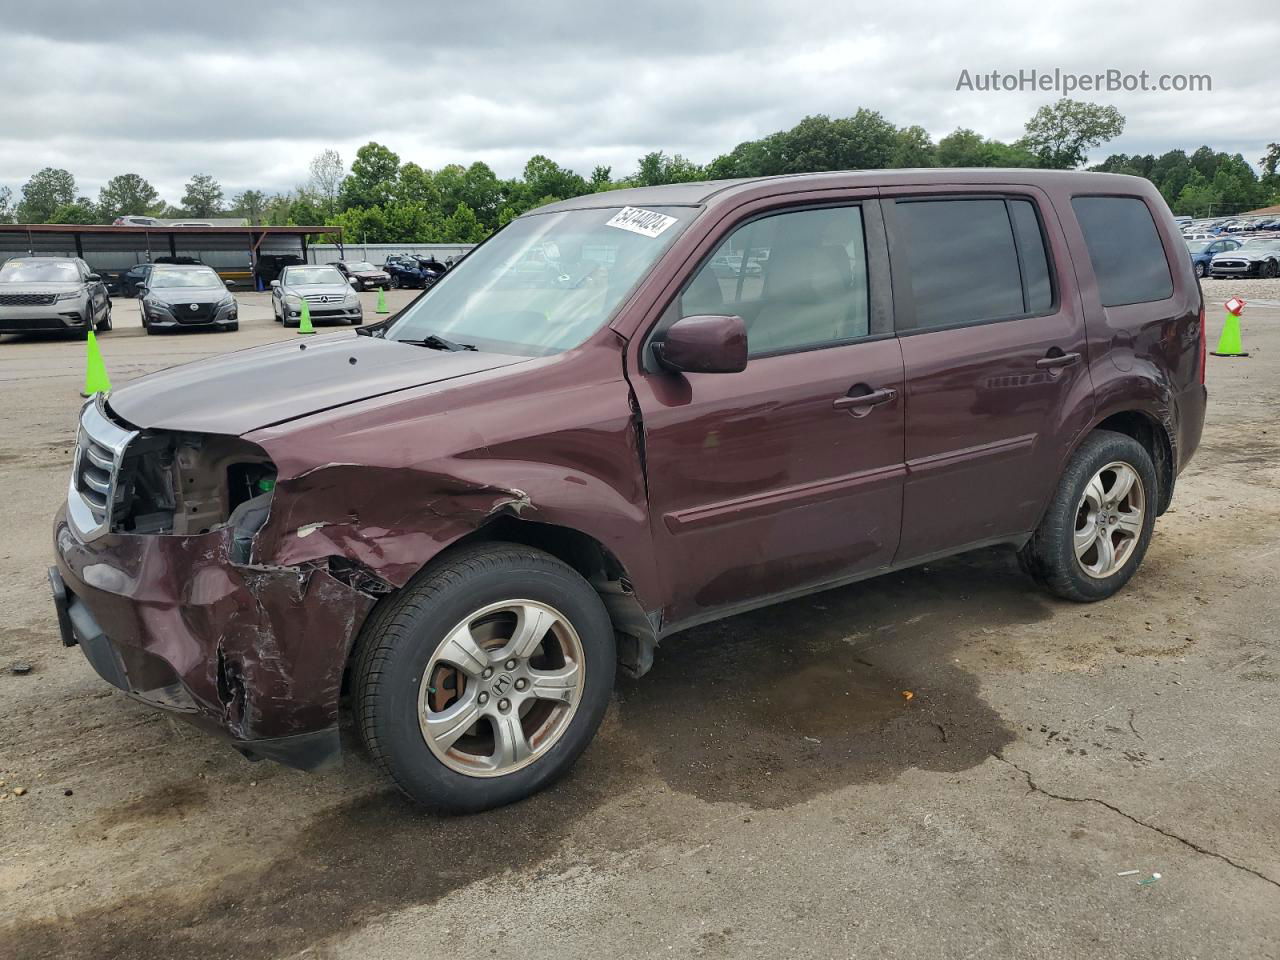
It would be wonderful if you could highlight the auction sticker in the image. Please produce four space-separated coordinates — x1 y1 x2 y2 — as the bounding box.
606 207 677 238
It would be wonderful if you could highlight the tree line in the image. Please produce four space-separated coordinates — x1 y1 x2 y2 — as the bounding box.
1 99 1276 242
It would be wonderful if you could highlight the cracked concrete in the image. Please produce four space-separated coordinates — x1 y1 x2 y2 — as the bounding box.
993 754 1280 891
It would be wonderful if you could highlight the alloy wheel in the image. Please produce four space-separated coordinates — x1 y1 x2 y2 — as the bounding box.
1074 461 1145 579
418 599 586 777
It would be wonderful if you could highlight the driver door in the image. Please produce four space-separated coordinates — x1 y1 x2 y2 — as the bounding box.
630 197 906 628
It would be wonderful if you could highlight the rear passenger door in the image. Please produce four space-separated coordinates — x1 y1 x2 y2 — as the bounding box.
883 190 1095 563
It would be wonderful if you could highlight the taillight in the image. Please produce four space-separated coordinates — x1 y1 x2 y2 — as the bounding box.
1198 302 1207 384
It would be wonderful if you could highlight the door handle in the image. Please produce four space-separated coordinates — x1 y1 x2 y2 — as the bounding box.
833 386 897 413
1036 351 1081 370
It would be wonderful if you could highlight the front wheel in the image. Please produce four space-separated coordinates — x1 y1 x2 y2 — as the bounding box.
353 543 615 813
1019 430 1157 602
389 275 400 289
1194 262 1206 279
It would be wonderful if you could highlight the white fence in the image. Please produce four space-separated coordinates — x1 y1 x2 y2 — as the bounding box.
308 243 475 266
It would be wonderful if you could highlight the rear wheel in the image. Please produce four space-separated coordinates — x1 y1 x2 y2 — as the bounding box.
1019 430 1157 602
354 543 615 813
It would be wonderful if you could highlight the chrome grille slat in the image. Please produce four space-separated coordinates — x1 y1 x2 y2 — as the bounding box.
66 397 138 542
0 292 59 306
84 444 113 470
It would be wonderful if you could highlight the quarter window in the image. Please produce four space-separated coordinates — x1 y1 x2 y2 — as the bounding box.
1071 196 1173 307
678 205 870 356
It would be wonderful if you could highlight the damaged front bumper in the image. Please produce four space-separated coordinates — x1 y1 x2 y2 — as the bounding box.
51 510 375 770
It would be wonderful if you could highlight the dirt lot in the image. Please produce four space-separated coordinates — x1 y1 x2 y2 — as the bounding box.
1 283 1278 960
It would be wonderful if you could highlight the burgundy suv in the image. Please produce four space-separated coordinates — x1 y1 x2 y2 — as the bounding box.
51 170 1206 811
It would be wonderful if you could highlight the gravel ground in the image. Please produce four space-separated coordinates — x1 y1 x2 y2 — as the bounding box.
1 290 1277 960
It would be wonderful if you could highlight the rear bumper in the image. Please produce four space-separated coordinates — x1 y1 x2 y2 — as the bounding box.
1174 382 1207 476
50 509 377 770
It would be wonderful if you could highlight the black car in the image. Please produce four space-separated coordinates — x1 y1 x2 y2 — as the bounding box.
138 264 239 334
122 257 204 297
414 256 449 286
332 260 391 290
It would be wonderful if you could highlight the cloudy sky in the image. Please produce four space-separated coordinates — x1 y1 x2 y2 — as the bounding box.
1 0 1276 205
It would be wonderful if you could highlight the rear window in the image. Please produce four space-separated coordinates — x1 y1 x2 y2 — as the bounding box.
1071 196 1173 307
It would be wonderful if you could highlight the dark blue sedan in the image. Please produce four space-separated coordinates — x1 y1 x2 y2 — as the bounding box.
1188 237 1241 279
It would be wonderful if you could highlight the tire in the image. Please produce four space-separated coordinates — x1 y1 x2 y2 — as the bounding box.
1018 430 1157 602
283 315 299 328
353 543 615 813
223 322 239 332
351 316 363 325
1194 262 1206 279
389 275 400 289
96 307 112 333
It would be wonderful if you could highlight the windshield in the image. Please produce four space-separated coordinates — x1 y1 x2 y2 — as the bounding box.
347 262 377 271
150 267 223 288
1186 241 1211 253
0 260 80 283
387 205 690 355
286 267 346 285
1243 239 1280 250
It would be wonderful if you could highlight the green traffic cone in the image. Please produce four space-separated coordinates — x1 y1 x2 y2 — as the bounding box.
376 286 389 314
1211 311 1248 357
297 298 315 335
80 331 112 397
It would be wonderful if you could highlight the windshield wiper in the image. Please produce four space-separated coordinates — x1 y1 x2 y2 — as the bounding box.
397 333 477 352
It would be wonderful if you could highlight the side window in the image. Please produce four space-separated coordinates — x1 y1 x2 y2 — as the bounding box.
1071 196 1173 307
678 205 870 357
893 198 1026 329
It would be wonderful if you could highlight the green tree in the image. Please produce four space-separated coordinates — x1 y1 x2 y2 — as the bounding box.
340 142 401 209
1260 143 1280 178
97 173 161 221
230 189 267 224
1018 99 1125 169
632 151 704 186
0 185 13 223
16 167 76 222
49 201 98 224
397 162 440 209
589 165 613 190
1174 173 1222 218
522 155 589 202
890 125 936 168
181 174 224 217
936 128 1036 167
441 202 488 243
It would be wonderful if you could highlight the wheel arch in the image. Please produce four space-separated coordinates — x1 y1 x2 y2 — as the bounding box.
345 515 660 695
1085 409 1175 515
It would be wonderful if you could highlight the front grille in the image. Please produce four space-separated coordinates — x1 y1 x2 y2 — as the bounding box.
0 293 57 306
0 317 69 331
67 399 138 542
302 293 345 304
174 302 216 323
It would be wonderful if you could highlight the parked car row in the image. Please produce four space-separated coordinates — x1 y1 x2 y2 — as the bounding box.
1181 214 1280 236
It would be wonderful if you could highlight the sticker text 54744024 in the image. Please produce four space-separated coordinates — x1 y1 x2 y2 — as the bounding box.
605 207 678 239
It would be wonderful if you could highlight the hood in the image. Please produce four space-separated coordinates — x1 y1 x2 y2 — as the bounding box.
147 285 230 304
355 270 388 278
107 333 530 435
1216 247 1280 262
0 281 82 294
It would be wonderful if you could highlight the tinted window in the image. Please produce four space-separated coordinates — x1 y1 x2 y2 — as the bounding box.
1009 199 1052 312
894 199 1024 329
1071 196 1173 306
679 206 870 356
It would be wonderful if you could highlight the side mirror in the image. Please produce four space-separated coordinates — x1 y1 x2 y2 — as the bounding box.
224 279 237 288
137 286 148 297
349 278 358 288
652 314 748 374
86 273 101 282
269 280 281 289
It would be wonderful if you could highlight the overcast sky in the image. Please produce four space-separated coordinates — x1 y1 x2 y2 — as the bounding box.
1 0 1276 205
